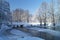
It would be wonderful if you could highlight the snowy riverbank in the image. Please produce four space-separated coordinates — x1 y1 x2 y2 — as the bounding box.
0 29 45 40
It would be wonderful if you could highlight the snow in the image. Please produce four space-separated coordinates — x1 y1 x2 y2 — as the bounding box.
29 23 40 25
12 22 28 25
29 27 60 37
10 29 44 40
48 23 52 26
10 29 29 37
0 36 9 40
1 24 10 29
48 23 60 31
7 36 44 40
56 22 60 26
12 22 31 28
0 37 3 40
48 22 60 27
17 37 44 40
0 24 11 33
0 29 45 40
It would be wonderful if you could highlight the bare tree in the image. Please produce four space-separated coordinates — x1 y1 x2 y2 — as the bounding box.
39 13 42 26
49 0 55 26
51 0 55 26
26 10 29 23
12 9 30 23
12 9 23 22
57 0 60 22
37 8 42 26
41 1 48 27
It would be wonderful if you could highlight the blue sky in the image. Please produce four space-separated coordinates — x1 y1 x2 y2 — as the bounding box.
6 0 52 14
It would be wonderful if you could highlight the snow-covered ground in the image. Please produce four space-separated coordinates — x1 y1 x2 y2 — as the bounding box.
0 23 60 40
10 29 30 36
0 24 12 33
0 29 45 40
7 36 44 40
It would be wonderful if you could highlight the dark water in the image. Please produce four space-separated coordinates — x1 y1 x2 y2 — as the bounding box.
38 32 60 40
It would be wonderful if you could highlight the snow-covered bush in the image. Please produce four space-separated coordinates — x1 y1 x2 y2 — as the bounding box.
0 24 12 33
